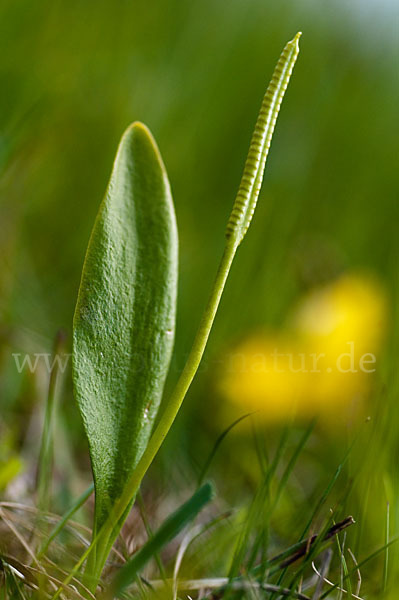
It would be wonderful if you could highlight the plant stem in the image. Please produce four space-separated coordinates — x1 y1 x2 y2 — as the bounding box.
91 240 238 580
121 241 238 494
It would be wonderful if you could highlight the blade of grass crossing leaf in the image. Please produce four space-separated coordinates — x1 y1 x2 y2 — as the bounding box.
108 483 215 598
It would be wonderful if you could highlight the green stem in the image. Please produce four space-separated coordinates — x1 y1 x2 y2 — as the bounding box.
92 240 238 579
121 241 237 494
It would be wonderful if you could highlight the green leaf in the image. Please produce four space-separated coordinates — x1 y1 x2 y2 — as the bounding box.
72 122 178 533
109 482 215 598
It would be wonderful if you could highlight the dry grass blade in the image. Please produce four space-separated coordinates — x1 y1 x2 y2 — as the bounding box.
1 553 98 600
312 549 332 600
173 524 202 600
0 507 78 597
150 577 312 599
311 563 364 600
0 501 126 562
348 548 362 597
0 508 46 572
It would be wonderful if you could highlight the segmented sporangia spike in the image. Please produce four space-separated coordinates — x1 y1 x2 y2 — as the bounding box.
226 32 301 245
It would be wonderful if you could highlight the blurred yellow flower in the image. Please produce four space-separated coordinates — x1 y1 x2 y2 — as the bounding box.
218 273 387 424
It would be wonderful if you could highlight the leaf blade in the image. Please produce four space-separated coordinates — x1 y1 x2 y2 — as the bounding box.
72 122 178 531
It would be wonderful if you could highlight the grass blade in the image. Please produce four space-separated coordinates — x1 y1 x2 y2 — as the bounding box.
36 330 67 511
108 482 215 598
38 484 94 557
197 413 252 487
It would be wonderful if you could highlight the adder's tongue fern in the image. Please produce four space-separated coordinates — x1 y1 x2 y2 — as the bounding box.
226 32 301 246
102 31 302 578
106 33 303 544
69 33 302 592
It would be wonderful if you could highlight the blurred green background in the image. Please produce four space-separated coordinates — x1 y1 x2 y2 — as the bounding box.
0 0 398 591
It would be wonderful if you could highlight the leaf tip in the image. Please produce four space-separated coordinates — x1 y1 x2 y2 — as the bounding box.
126 120 150 134
122 120 153 146
121 121 169 180
202 480 216 502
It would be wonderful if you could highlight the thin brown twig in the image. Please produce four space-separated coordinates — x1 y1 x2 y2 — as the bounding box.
272 516 355 569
